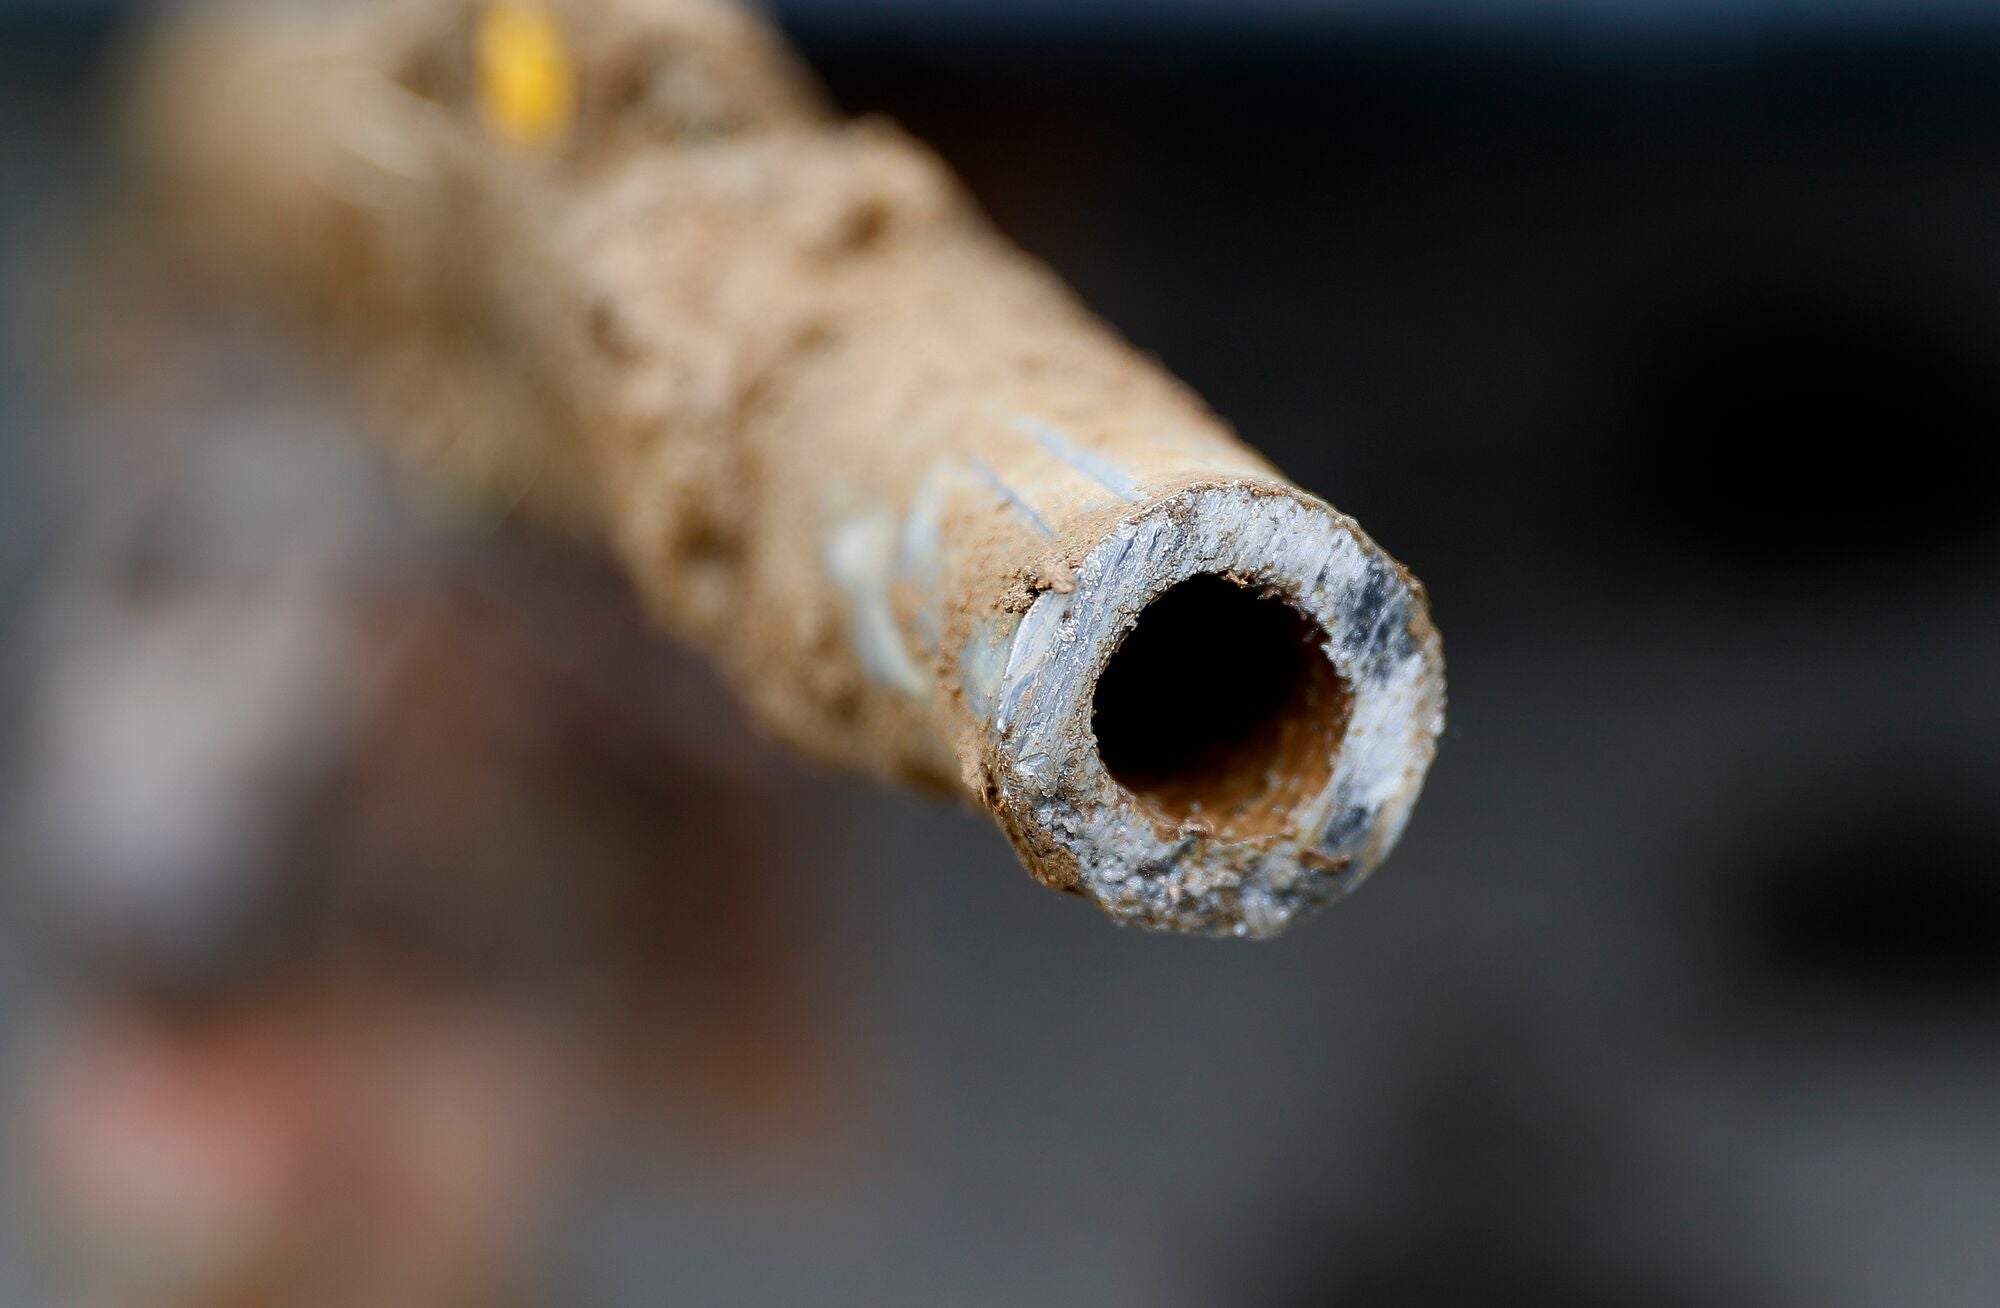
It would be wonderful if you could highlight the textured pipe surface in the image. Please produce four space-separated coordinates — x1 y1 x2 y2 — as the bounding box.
138 0 1446 935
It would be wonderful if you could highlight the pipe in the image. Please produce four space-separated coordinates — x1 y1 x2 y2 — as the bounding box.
135 0 1446 936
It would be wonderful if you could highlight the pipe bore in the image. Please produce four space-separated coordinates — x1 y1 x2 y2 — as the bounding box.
1091 574 1352 841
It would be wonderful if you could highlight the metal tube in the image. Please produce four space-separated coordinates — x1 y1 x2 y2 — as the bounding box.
137 0 1446 935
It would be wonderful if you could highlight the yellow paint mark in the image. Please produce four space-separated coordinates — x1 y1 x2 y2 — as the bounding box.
477 1 576 150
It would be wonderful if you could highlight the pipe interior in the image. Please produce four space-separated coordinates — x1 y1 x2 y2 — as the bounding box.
1089 574 1352 841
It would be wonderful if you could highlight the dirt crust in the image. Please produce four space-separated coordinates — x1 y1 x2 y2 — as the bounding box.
135 0 1447 934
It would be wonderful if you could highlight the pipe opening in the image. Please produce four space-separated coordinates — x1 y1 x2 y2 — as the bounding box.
1090 574 1351 840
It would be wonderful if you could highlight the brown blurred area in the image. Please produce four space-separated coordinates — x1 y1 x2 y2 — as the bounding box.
10 224 851 1306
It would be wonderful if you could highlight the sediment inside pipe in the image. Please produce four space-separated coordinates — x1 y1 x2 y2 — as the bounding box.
1090 574 1352 842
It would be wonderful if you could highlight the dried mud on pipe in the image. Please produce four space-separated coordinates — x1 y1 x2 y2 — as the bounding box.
134 0 1446 936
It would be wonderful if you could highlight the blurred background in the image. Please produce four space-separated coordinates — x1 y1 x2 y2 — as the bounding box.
3 0 1999 1304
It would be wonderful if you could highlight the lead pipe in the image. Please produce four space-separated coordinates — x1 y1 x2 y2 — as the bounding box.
137 0 1446 935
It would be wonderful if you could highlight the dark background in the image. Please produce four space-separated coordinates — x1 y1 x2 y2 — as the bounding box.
3 1 1998 1304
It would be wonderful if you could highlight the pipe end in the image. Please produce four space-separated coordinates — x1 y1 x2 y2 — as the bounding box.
985 480 1444 938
